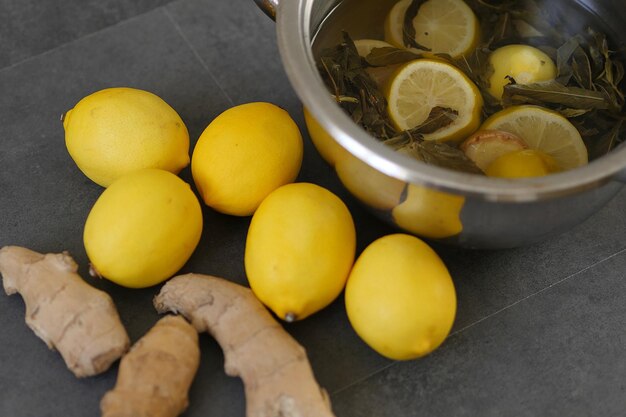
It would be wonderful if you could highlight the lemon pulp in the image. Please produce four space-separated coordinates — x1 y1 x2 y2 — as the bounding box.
385 0 479 58
385 59 483 141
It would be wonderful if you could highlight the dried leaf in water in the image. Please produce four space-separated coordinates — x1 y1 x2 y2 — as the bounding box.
502 81 612 110
403 0 431 51
586 118 624 158
558 108 593 118
414 141 484 174
318 32 397 140
365 47 422 67
413 107 459 134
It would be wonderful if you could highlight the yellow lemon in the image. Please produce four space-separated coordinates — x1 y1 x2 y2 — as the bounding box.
385 59 483 141
345 234 457 360
84 169 203 288
64 87 189 187
486 149 561 178
384 0 412 48
303 107 349 167
392 184 465 239
487 44 557 99
385 0 479 58
192 102 303 216
245 183 356 321
481 105 588 169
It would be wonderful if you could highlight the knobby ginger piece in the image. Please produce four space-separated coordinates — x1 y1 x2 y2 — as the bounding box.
101 315 200 417
0 246 130 377
154 273 336 417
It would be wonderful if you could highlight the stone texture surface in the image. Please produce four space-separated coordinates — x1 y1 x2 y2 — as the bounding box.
0 0 625 416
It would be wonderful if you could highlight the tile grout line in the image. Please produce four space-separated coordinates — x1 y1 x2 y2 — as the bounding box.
0 6 169 75
161 7 235 106
449 245 626 337
330 245 626 397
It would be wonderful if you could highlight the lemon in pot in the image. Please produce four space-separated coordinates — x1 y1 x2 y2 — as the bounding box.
486 149 561 178
385 59 483 141
384 0 479 58
487 44 557 99
481 105 588 170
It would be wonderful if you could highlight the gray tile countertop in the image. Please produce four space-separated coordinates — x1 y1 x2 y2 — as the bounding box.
1 0 625 416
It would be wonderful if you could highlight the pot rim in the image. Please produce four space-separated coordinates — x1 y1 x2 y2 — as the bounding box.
275 0 626 202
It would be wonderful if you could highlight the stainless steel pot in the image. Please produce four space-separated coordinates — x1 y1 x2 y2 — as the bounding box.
255 0 626 249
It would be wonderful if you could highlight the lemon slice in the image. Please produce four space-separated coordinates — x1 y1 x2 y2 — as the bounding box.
481 106 588 169
384 0 411 48
385 59 483 141
353 39 394 58
384 0 479 58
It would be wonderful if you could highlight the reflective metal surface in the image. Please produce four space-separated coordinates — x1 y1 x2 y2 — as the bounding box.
263 0 626 248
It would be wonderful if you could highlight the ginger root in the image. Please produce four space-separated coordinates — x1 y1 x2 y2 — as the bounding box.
154 273 336 417
0 246 130 377
101 315 200 417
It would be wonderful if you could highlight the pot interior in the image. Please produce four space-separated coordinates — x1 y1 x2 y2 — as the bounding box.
278 0 626 200
311 0 626 55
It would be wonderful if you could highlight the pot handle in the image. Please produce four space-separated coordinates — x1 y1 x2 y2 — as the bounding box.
254 0 279 20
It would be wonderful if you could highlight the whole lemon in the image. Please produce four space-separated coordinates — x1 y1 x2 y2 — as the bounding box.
345 234 456 360
486 149 561 178
192 102 303 216
488 44 557 99
64 87 190 187
245 183 356 321
84 169 203 288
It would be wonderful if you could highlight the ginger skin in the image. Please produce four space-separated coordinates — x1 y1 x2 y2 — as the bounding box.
0 246 129 377
154 273 336 417
101 315 200 417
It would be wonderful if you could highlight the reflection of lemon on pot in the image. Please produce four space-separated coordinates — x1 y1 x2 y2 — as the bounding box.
84 169 203 288
392 184 465 239
192 102 303 216
345 234 456 360
245 183 356 322
303 107 349 167
385 59 483 141
487 44 557 99
384 0 479 58
64 87 190 187
336 154 405 211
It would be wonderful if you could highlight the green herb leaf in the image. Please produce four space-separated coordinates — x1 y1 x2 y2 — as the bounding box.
365 47 422 67
412 107 459 134
412 141 484 174
502 80 612 109
403 0 431 51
